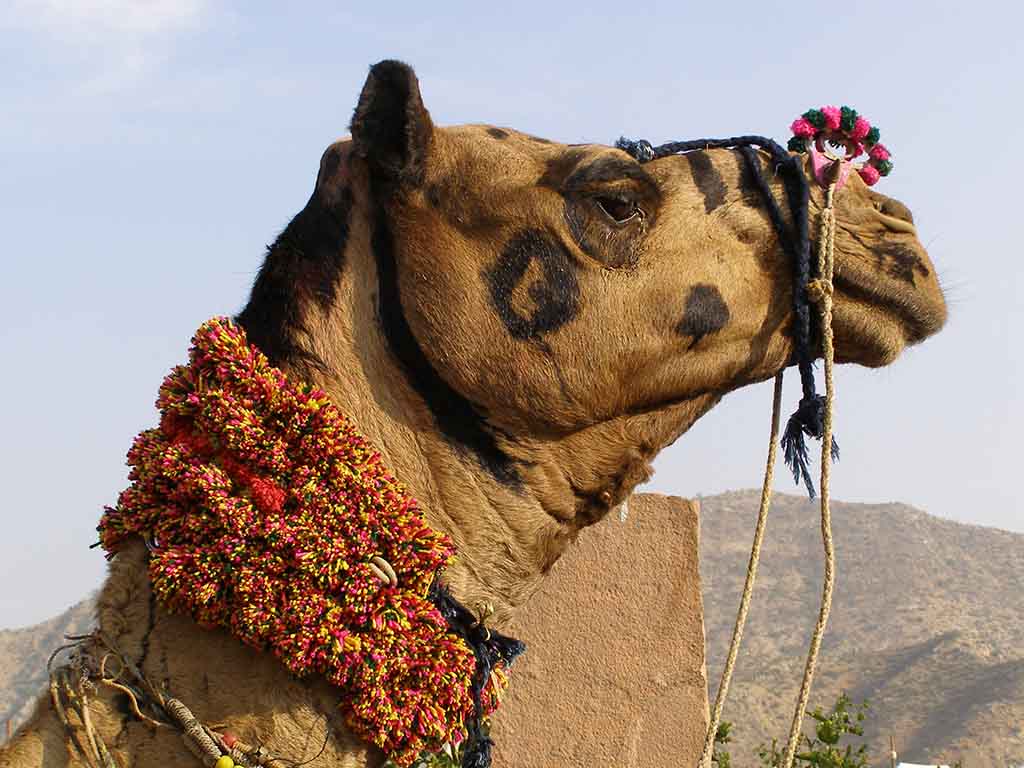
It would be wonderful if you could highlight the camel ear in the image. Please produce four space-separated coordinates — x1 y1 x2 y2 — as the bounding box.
350 60 433 189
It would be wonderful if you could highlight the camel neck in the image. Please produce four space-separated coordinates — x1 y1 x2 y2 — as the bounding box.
280 321 560 627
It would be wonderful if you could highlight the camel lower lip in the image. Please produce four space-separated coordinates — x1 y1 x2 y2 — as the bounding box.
832 273 933 343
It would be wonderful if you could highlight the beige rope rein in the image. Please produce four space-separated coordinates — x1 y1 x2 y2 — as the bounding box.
697 374 783 768
698 179 839 768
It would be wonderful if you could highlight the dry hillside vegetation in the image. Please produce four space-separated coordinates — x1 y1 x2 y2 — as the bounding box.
701 490 1023 768
1 493 1021 768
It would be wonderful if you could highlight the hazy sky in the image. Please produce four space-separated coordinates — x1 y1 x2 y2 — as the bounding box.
2 1 1021 629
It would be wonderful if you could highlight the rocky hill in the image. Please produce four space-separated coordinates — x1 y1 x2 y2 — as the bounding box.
1 493 1021 766
700 490 1023 768
0 596 96 737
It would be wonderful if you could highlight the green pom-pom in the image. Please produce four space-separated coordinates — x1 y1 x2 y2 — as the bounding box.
788 136 809 153
876 159 893 177
865 126 881 146
840 106 857 133
802 109 826 129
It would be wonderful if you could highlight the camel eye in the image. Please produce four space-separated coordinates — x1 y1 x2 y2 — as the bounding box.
594 195 641 224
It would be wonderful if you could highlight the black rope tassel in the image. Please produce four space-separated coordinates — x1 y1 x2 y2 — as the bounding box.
616 134 839 497
781 395 840 498
429 581 525 768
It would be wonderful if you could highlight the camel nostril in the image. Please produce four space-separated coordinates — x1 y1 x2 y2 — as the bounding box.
879 196 914 225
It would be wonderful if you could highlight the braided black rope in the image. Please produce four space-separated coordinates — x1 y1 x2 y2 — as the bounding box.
616 135 838 496
429 581 525 768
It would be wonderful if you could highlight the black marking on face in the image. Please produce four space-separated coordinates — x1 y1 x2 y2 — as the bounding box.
528 135 553 144
675 284 730 346
237 186 353 368
371 201 522 487
487 127 510 140
873 243 929 284
485 229 581 340
685 151 727 214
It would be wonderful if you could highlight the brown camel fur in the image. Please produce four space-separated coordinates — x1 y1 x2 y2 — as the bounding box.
1 60 947 768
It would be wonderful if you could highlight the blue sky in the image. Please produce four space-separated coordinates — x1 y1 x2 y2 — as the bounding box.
2 0 1021 628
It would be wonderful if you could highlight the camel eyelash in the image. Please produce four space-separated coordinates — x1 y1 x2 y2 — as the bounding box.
592 195 643 224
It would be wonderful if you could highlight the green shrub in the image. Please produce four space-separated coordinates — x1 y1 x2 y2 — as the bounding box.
716 693 871 768
712 721 734 768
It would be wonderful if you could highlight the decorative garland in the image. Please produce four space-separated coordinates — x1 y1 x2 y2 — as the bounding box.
787 105 893 186
98 317 517 768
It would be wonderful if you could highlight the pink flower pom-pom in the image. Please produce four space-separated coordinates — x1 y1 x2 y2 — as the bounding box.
869 143 891 161
821 106 841 131
850 141 865 159
858 164 881 186
790 117 817 138
851 116 871 142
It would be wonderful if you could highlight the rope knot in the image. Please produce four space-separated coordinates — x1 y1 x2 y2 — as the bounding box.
805 279 833 304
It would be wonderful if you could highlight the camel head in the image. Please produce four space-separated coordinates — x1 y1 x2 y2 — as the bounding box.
237 61 946 588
